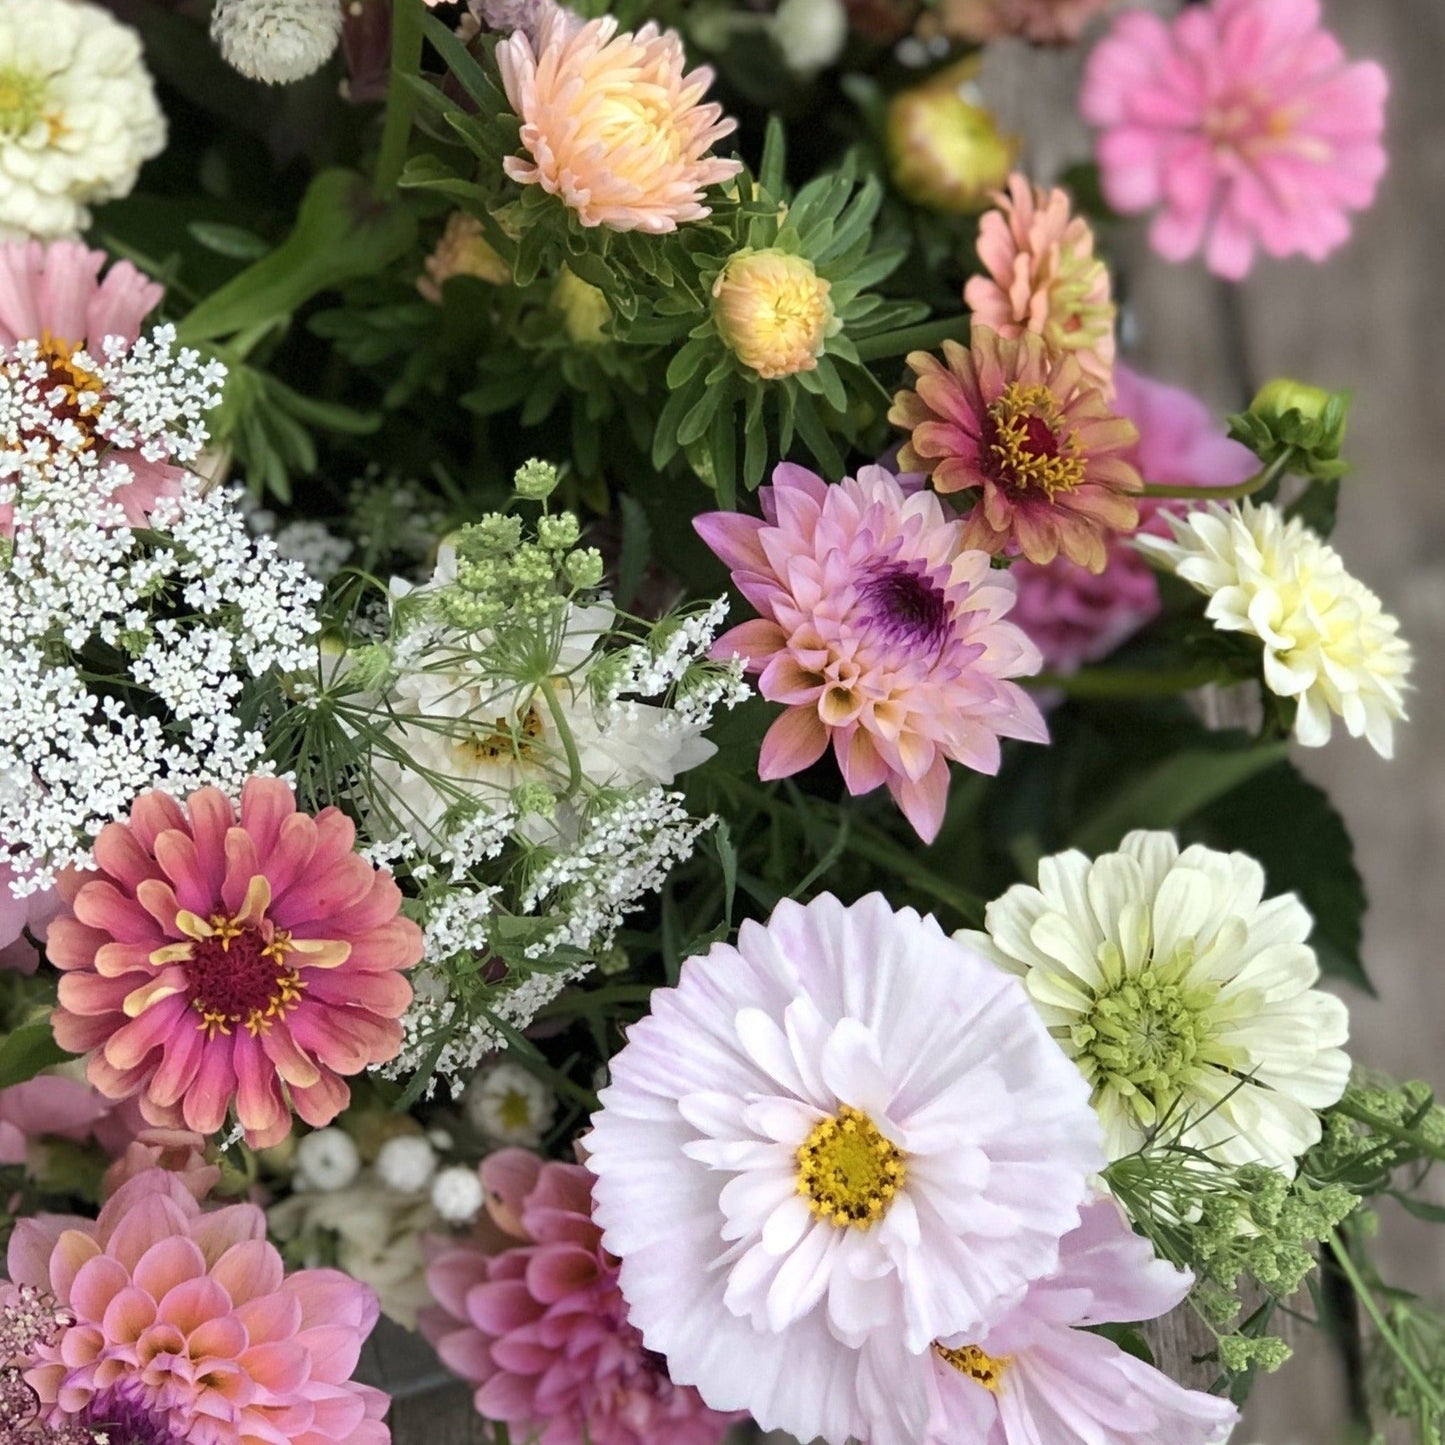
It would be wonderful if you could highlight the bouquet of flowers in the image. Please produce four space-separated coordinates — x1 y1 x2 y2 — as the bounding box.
0 0 1434 1441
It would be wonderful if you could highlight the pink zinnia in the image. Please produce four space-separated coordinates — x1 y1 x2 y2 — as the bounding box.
965 172 1116 394
696 463 1046 843
4 1167 390 1444
1080 0 1388 280
420 1148 737 1445
889 328 1142 574
1010 362 1256 674
48 776 423 1149
497 9 743 233
0 240 180 531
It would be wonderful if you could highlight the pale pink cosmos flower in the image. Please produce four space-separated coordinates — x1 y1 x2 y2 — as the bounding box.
0 240 181 532
1010 362 1256 674
420 1149 738 1445
859 1198 1238 1445
48 776 423 1150
965 173 1117 394
3 1167 390 1444
1080 0 1389 280
696 463 1047 843
0 856 61 974
497 8 743 233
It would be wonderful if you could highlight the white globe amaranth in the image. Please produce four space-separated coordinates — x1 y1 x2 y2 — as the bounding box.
0 0 166 239
211 0 344 86
375 1133 440 1194
294 1127 362 1192
773 0 849 75
430 1165 485 1223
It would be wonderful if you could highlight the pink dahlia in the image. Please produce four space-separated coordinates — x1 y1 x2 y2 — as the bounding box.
696 463 1047 843
890 328 1141 574
965 173 1117 394
4 1167 390 1444
102 1128 221 1204
932 0 1113 44
1010 362 1256 673
48 776 423 1149
0 240 179 531
1080 0 1389 280
497 9 743 233
420 1148 737 1445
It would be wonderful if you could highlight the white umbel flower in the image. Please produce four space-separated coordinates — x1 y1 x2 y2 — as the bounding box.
588 892 1103 1445
958 830 1351 1173
0 0 166 239
1136 500 1412 758
465 1060 555 1146
211 0 344 86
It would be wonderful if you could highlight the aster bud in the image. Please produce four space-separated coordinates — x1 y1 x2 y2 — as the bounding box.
712 248 838 380
211 0 344 85
418 212 512 303
772 0 849 75
1232 377 1350 481
552 267 611 345
887 82 1017 214
514 459 560 501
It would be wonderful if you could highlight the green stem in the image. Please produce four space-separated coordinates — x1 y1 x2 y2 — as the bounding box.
1141 449 1293 502
375 0 426 195
854 315 969 364
1023 665 1228 700
1335 1097 1445 1165
1328 1232 1445 1414
538 678 583 796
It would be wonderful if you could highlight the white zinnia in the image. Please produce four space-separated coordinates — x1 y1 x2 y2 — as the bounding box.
0 0 166 239
465 1060 555 1146
210 0 344 86
1136 500 1412 758
958 830 1351 1173
588 892 1103 1445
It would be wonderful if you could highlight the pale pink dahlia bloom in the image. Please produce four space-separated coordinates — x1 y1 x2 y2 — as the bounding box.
497 9 743 233
859 1199 1238 1445
420 1148 737 1445
588 893 1104 1445
965 173 1117 394
48 776 423 1150
4 1167 390 1444
890 329 1142 574
1080 0 1389 280
1010 363 1256 674
696 463 1047 843
0 239 179 531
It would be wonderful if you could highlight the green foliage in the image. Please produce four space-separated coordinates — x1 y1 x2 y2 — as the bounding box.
0 1020 74 1090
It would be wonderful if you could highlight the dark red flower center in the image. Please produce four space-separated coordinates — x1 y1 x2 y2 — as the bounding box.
24 333 105 452
859 563 951 653
983 381 1086 497
186 923 303 1039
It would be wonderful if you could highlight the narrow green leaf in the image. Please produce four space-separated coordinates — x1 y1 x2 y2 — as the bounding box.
0 1021 73 1091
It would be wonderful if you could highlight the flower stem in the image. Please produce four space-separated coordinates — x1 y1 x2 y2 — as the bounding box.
1334 1096 1445 1164
854 315 970 364
1140 450 1293 502
538 678 583 797
375 0 426 196
1024 665 1228 699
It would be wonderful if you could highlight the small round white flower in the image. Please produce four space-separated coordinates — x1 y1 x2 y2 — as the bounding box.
294 1127 361 1192
431 1164 486 1223
958 830 1351 1173
0 0 167 239
465 1060 555 1147
376 1133 439 1194
1136 500 1412 758
210 0 343 86
773 0 848 74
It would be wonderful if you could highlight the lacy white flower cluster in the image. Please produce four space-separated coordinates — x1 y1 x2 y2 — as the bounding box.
0 328 322 888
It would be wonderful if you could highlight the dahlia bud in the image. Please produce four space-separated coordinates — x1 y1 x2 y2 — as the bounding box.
418 212 512 302
211 0 344 85
773 0 849 75
1235 377 1351 481
552 267 612 345
712 248 838 381
886 83 1017 214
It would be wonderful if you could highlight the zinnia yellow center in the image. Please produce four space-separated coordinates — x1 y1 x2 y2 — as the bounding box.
795 1105 905 1229
0 67 51 139
985 381 1086 496
713 249 835 381
934 1342 1010 1393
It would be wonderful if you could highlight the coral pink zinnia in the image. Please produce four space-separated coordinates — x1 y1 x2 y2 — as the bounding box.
48 776 423 1149
420 1148 737 1445
4 1167 390 1444
965 172 1117 394
497 8 743 233
1080 0 1389 280
695 463 1047 842
889 328 1141 574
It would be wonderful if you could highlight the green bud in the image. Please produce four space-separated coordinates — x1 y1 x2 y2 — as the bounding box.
512 780 558 818
1230 377 1351 482
460 514 524 559
1251 379 1335 429
538 512 581 551
565 547 605 590
596 944 629 977
514 459 560 502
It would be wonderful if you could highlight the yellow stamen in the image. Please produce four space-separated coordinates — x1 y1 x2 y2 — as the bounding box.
795 1105 906 1230
935 1342 1010 1393
986 381 1087 497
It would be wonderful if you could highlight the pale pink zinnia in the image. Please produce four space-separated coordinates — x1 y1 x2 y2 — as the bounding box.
4 1167 390 1444
696 463 1047 843
0 239 180 532
420 1148 737 1445
1080 0 1389 280
859 1198 1238 1445
1010 362 1256 673
890 328 1142 574
497 9 743 233
965 172 1117 394
48 776 423 1149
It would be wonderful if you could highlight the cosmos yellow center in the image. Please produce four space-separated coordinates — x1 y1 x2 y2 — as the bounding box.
795 1105 905 1229
985 382 1086 497
460 705 545 765
935 1342 1010 1393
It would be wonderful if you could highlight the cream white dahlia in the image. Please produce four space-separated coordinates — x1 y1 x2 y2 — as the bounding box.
0 0 166 239
958 830 1351 1172
1136 500 1412 757
587 892 1103 1444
